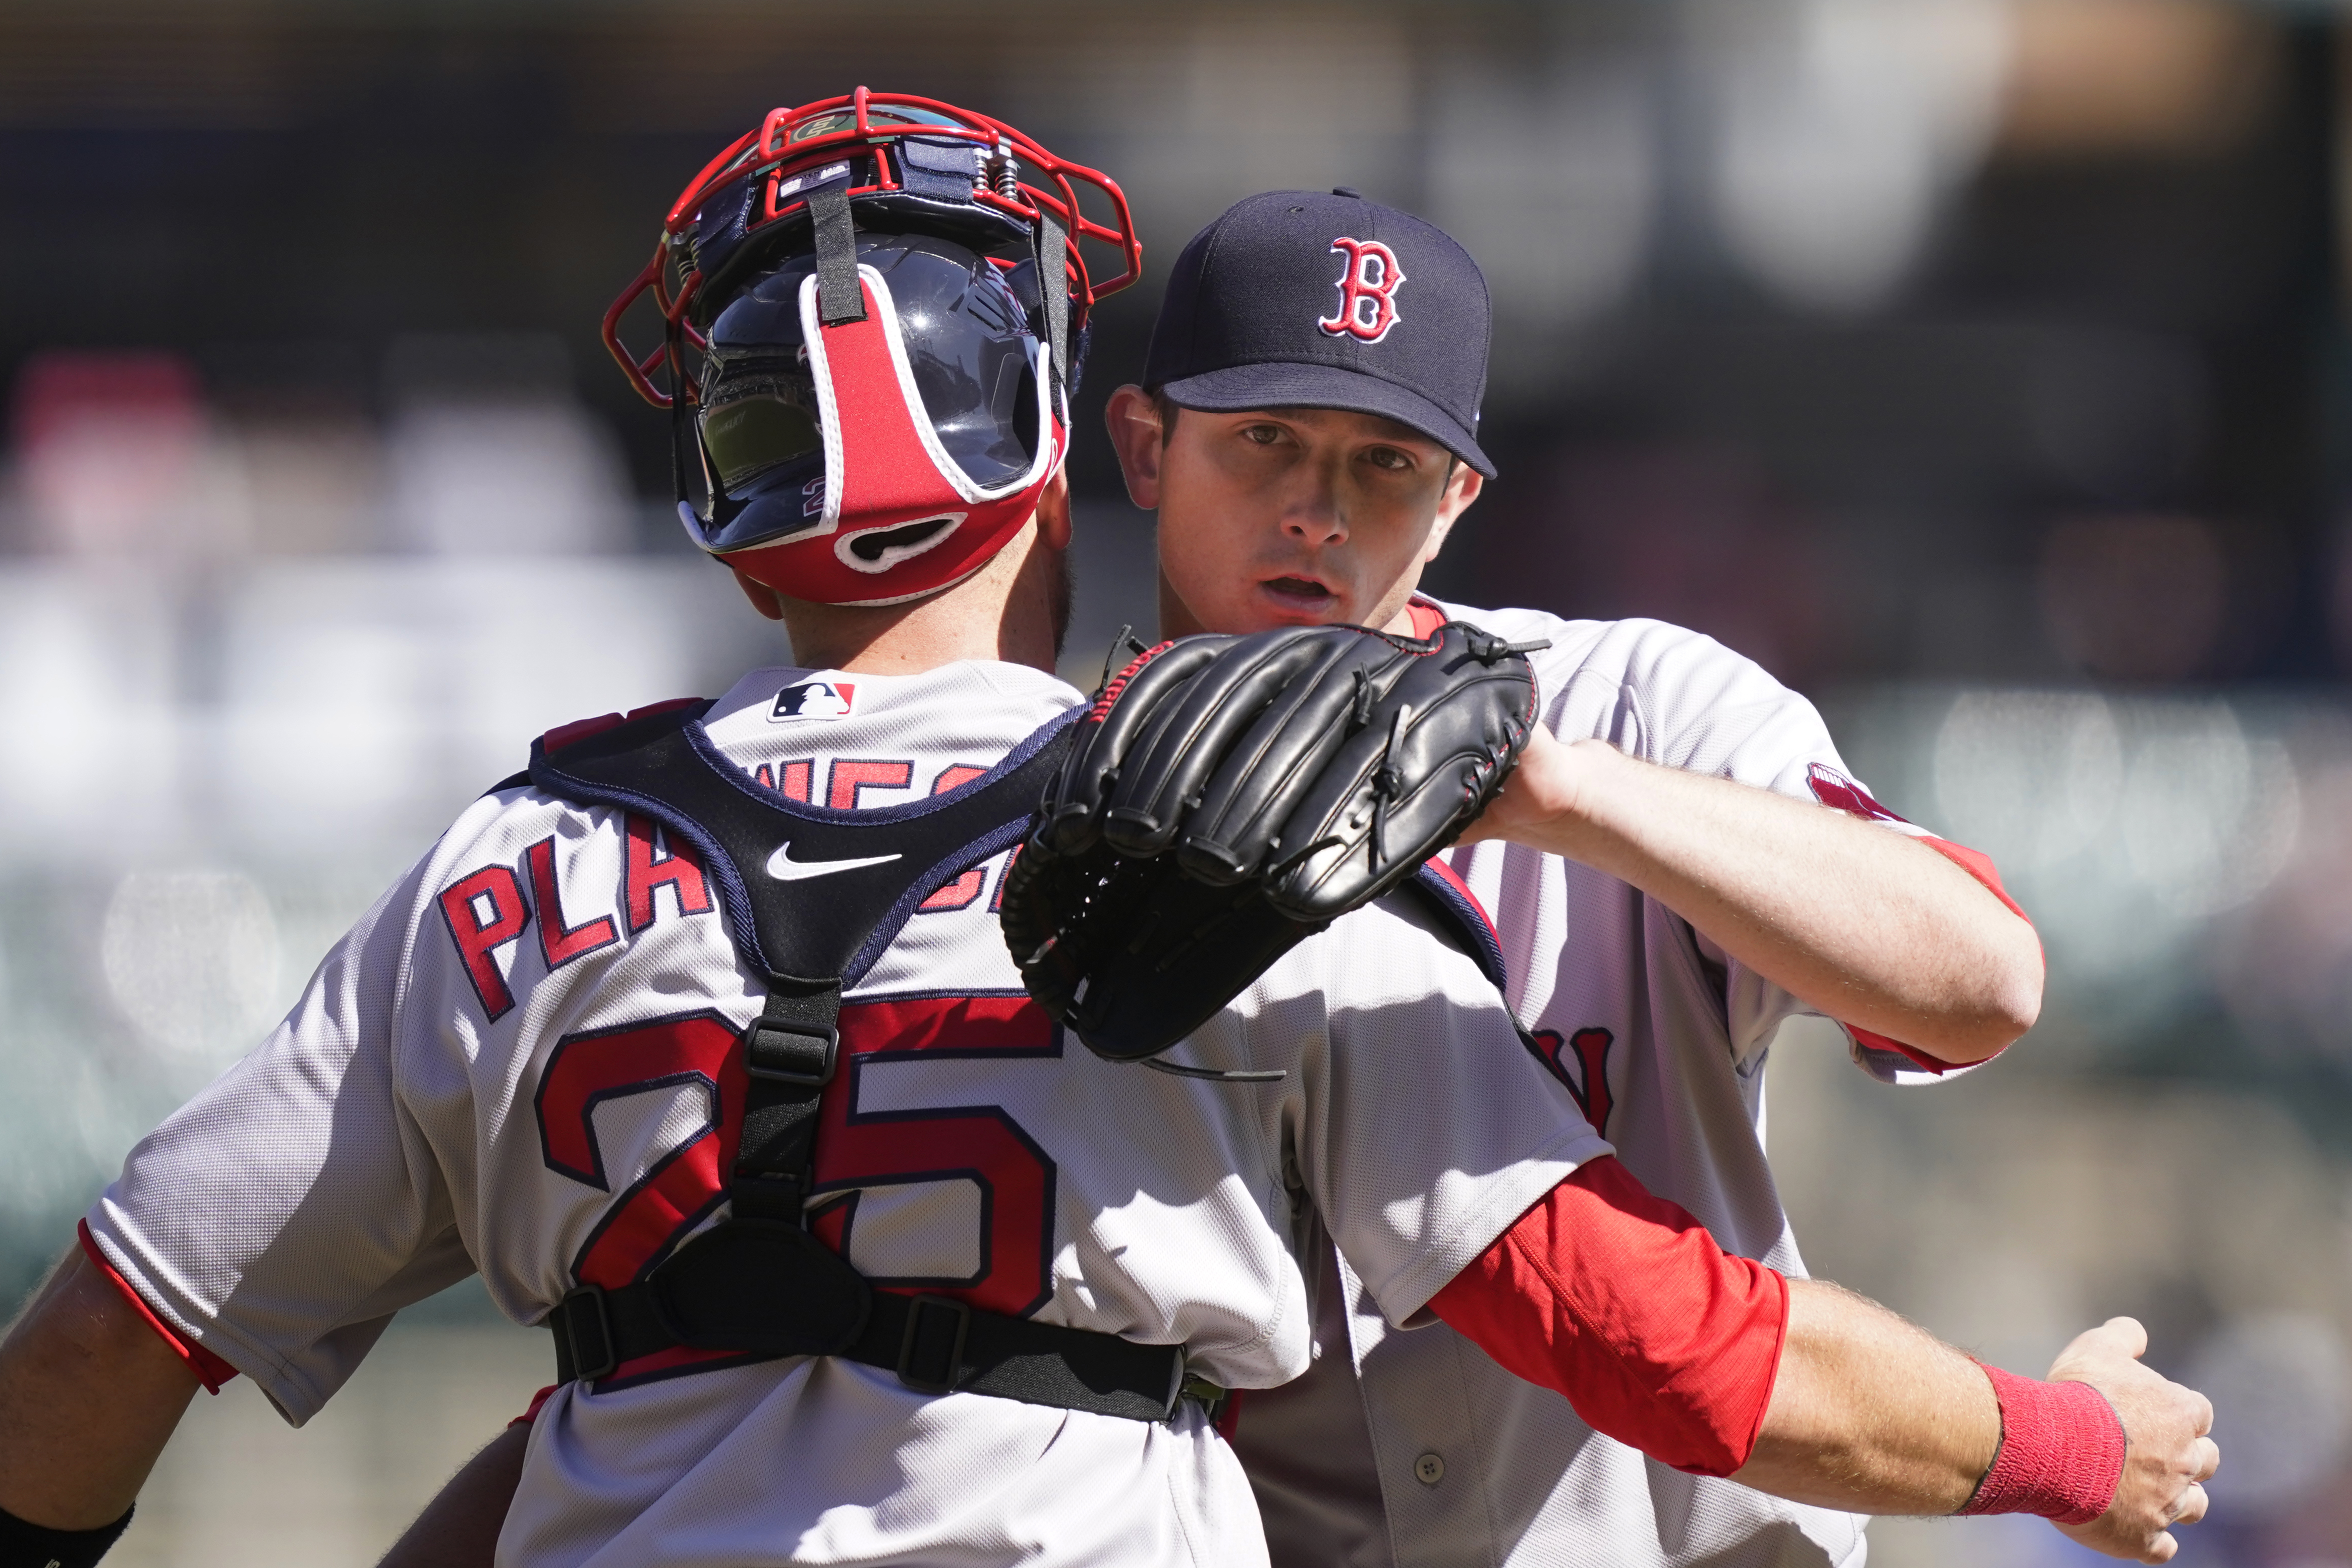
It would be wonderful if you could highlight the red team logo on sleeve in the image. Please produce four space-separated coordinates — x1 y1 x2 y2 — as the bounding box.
1805 763 1910 825
1318 238 1406 344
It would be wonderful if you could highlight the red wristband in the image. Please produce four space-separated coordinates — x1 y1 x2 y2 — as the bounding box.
1958 1364 2127 1526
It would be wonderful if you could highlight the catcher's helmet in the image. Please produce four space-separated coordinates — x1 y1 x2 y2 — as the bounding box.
605 89 1141 606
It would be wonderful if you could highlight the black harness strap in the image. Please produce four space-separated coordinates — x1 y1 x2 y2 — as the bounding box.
527 704 1209 1423
732 981 843 1223
550 1283 1190 1424
809 182 866 326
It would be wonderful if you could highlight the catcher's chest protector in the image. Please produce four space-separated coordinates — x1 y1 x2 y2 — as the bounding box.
520 700 1511 1419
524 703 1212 1422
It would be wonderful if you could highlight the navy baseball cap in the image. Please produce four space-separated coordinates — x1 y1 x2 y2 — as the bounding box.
1144 188 1495 478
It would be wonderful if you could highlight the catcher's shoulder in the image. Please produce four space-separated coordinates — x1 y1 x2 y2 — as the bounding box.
427 698 713 877
410 778 608 897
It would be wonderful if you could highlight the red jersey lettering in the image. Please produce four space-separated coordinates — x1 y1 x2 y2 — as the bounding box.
624 814 714 933
438 865 529 1020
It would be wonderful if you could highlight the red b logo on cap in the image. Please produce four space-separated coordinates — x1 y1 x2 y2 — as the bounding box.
1318 238 1406 344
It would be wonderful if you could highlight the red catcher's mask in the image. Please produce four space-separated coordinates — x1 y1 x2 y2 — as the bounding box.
603 89 1141 607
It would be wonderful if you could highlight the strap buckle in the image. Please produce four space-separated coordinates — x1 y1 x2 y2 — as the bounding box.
1178 1368 1229 1426
558 1283 619 1383
743 1020 839 1088
896 1294 972 1394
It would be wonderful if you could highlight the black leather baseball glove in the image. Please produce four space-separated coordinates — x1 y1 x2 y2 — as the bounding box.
1001 619 1545 1065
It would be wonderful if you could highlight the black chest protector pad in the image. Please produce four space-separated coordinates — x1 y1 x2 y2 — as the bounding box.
529 700 1075 989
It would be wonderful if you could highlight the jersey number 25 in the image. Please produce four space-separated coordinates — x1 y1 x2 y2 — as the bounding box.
534 994 1060 1337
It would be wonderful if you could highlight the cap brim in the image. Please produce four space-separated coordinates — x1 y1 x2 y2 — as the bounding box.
1159 362 1496 479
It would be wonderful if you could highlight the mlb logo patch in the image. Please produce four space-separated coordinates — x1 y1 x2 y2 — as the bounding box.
771 680 856 721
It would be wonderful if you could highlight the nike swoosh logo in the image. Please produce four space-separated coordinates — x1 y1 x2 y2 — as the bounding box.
765 842 904 881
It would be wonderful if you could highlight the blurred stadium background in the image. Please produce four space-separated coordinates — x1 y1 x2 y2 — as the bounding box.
3 0 2349 1562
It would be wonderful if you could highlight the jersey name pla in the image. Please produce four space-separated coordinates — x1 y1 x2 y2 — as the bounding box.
437 813 712 1020
445 758 1016 944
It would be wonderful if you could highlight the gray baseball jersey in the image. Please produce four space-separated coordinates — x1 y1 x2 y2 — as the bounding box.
84 657 1610 1568
1232 604 2009 1568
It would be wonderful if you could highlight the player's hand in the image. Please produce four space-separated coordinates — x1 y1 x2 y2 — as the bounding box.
1454 723 1588 848
2045 1317 2217 1563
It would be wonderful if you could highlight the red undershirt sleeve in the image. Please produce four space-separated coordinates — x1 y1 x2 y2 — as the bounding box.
77 1219 241 1394
1427 1156 1789 1478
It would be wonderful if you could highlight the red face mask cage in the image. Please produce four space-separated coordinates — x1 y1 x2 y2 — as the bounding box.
602 85 1142 411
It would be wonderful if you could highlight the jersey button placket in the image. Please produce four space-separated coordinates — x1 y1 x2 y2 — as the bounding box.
1413 1451 1445 1486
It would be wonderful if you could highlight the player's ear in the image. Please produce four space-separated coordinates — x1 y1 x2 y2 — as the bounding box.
1035 467 1073 553
731 567 788 621
1421 462 1484 564
1104 384 1163 512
